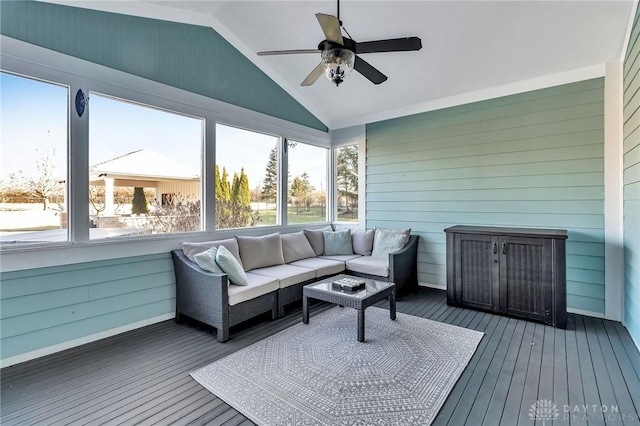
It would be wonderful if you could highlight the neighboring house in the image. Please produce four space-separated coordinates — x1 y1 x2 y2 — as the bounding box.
89 148 200 215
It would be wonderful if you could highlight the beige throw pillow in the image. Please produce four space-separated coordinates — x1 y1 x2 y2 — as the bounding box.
281 232 317 263
235 232 285 271
352 229 375 256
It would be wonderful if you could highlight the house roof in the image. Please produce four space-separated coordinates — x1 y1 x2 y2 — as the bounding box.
89 148 200 181
50 1 636 129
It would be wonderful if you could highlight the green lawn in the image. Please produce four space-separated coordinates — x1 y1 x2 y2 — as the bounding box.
254 207 358 225
256 208 326 225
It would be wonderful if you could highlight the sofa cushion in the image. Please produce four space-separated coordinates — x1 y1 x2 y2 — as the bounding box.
228 273 279 306
352 229 375 256
236 233 285 271
289 257 345 277
216 246 249 286
319 254 362 262
346 256 390 278
304 226 332 256
323 229 353 255
250 264 316 288
281 232 316 263
181 238 242 265
193 246 224 274
371 228 411 258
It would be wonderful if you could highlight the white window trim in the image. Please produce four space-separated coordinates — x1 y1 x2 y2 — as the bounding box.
331 125 365 227
0 35 331 272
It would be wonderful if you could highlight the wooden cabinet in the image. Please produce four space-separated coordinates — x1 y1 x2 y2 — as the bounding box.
445 225 567 328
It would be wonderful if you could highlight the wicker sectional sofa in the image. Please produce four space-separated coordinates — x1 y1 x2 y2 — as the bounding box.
171 228 418 342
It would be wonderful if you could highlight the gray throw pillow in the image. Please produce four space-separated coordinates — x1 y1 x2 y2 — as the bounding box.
304 226 332 256
215 245 249 286
193 246 224 274
323 229 353 256
281 232 317 263
236 233 285 271
180 238 243 266
371 228 411 258
352 229 375 256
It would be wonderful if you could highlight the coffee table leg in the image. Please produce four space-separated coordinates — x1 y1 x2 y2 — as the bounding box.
303 295 309 324
358 309 365 342
390 289 396 320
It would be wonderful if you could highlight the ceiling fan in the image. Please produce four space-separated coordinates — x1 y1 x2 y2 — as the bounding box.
257 0 422 87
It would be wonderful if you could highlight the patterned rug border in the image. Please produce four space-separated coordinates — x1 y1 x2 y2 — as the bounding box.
191 307 484 426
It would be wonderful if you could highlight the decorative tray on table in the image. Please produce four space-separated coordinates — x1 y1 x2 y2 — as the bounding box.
331 277 366 292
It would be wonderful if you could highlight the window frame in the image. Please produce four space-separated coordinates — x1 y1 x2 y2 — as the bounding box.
1 36 331 271
0 69 72 244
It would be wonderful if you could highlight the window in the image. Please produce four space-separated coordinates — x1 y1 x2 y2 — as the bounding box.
287 141 328 224
336 145 358 222
0 72 69 244
88 93 203 238
215 124 280 229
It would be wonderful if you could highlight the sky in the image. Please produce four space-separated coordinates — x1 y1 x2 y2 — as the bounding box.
1 71 327 192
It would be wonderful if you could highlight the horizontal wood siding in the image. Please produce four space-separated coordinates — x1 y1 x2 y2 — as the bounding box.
624 6 640 349
366 79 605 314
0 254 175 360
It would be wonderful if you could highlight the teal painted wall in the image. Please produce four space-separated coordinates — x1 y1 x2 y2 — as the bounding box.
366 79 606 314
623 6 640 348
0 254 175 360
0 1 327 132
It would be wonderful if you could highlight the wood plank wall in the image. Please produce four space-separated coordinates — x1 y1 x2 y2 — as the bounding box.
366 79 605 315
623 6 640 348
0 254 176 361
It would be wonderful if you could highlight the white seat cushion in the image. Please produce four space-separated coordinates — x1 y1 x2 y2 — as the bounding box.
228 273 279 306
250 264 316 288
319 254 362 262
346 256 389 278
289 258 345 277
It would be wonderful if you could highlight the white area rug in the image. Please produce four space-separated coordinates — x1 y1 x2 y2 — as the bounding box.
191 306 484 426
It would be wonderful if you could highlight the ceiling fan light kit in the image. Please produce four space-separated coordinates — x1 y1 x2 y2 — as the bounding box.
256 0 422 87
322 48 355 86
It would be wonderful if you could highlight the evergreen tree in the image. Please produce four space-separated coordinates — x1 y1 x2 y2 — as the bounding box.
132 187 148 215
215 165 223 200
337 146 358 213
220 167 231 201
261 144 277 202
231 172 240 203
239 168 251 206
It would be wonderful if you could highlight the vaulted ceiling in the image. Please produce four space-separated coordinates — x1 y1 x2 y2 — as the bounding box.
55 1 635 129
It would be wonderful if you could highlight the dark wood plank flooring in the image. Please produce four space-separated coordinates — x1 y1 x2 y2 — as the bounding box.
1 288 638 425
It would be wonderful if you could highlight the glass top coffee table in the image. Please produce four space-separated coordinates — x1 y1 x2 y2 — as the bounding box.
302 274 396 342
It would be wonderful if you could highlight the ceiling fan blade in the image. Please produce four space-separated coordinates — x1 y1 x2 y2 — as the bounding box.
355 37 422 54
354 55 387 85
257 49 320 56
301 63 325 86
316 13 343 45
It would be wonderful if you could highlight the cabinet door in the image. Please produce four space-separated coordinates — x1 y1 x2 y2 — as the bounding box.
500 236 553 324
455 233 499 311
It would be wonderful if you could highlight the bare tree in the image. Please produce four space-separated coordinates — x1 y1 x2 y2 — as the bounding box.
18 148 63 210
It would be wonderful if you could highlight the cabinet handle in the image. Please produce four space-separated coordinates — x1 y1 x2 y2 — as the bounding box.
502 243 506 254
493 242 497 254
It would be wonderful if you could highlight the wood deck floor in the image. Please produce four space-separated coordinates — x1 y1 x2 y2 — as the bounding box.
1 287 639 425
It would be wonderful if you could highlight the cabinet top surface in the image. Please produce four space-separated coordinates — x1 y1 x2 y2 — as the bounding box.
444 225 568 239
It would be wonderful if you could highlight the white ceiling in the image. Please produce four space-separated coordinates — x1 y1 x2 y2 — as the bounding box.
56 1 635 129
